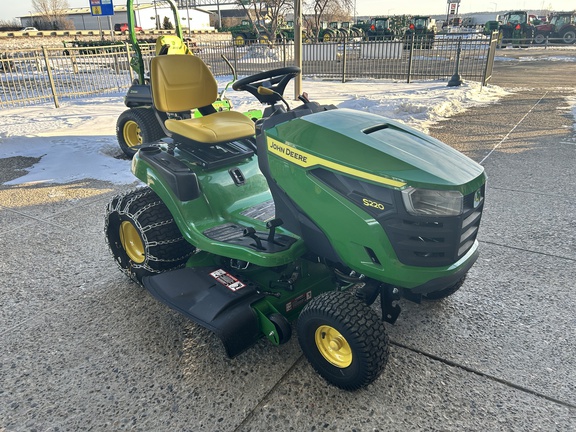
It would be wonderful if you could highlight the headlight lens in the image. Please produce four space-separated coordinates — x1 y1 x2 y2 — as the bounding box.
401 187 463 216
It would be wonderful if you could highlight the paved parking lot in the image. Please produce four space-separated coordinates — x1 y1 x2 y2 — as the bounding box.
1 51 575 431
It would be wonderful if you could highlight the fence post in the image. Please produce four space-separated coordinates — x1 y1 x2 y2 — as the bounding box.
407 34 415 83
283 39 287 68
68 49 79 74
341 38 347 83
447 37 463 87
482 31 498 86
233 43 238 75
125 41 134 82
41 46 59 108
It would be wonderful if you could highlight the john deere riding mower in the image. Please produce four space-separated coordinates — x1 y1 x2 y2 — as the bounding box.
116 0 259 158
106 43 486 390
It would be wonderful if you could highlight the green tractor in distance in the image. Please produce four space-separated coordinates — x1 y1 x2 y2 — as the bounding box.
364 17 396 40
277 20 310 43
340 21 364 39
226 19 272 46
315 21 341 42
403 15 437 49
498 11 535 47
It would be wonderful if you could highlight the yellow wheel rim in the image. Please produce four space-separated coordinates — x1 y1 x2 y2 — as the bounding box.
123 120 142 148
315 325 352 368
235 35 245 46
259 35 269 44
119 221 145 264
323 33 331 42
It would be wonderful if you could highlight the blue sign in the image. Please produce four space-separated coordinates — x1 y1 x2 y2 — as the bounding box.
90 0 114 16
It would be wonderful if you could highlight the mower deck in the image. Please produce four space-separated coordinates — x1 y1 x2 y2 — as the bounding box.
143 266 264 357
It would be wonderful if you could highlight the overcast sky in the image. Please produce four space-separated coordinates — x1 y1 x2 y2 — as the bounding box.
3 0 575 23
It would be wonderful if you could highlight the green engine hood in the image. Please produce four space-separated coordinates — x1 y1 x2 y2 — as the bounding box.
268 108 485 193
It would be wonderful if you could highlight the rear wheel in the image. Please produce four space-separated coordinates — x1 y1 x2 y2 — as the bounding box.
562 29 576 44
234 34 247 46
297 291 388 390
116 108 165 158
105 187 195 283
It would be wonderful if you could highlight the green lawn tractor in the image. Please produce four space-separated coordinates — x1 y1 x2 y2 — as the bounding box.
116 0 260 158
105 54 486 390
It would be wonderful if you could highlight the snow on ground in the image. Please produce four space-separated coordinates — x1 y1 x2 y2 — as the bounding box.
0 76 530 186
495 55 576 62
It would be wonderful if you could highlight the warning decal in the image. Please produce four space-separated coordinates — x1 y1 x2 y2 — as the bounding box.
210 269 246 291
286 291 312 312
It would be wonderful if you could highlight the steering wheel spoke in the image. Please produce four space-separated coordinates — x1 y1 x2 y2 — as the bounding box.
232 67 301 105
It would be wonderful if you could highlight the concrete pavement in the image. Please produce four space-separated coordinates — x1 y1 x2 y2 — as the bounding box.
1 53 575 431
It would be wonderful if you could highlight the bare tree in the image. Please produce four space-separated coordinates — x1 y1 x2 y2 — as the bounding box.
32 0 71 30
304 0 352 41
0 19 23 31
236 0 292 41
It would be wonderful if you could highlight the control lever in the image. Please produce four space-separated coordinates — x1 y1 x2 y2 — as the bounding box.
243 227 264 250
298 92 310 103
266 218 283 243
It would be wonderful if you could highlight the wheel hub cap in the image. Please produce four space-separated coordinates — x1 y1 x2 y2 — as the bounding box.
124 120 142 148
119 221 145 263
315 325 352 368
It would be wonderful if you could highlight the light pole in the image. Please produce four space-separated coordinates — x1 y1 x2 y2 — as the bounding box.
186 0 191 33
153 0 159 30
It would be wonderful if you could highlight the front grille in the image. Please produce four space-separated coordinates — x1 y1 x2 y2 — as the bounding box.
381 186 484 267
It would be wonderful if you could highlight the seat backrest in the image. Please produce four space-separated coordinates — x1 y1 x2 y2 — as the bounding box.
155 35 190 55
150 55 218 113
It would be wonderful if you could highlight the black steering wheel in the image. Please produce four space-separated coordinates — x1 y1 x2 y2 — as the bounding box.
232 66 301 105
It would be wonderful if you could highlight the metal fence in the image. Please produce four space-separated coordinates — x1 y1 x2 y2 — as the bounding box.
0 33 497 109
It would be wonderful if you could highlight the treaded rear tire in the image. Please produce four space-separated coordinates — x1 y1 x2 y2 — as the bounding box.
116 108 165 158
105 187 195 283
297 291 389 390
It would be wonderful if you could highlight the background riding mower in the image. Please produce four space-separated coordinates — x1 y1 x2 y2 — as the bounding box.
116 0 260 158
105 51 486 390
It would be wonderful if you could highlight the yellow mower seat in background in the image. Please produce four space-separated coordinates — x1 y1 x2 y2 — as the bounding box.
155 35 191 55
150 55 256 144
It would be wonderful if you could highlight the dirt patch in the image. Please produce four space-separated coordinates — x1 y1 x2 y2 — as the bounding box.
0 156 42 184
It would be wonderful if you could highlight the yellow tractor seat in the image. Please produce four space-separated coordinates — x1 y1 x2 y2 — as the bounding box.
155 35 190 55
150 55 255 144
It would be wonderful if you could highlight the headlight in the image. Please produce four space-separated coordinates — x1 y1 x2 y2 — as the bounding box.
401 187 463 216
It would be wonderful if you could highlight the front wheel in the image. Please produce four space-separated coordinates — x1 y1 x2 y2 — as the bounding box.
105 187 195 283
116 108 165 158
297 291 389 390
534 32 546 44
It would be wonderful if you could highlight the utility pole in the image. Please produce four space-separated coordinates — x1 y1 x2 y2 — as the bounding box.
294 0 302 100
